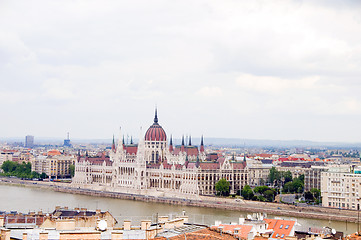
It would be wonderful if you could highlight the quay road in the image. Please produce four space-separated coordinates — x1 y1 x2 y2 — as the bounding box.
0 176 359 223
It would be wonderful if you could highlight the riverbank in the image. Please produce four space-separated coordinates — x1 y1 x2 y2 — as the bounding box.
0 176 358 223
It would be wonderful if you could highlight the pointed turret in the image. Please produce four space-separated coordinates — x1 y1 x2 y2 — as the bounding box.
188 135 192 146
154 107 158 124
181 135 185 152
200 135 204 152
169 135 174 152
112 134 116 152
117 127 124 153
130 136 133 144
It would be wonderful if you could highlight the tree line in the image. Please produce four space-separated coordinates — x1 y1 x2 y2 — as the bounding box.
1 161 47 179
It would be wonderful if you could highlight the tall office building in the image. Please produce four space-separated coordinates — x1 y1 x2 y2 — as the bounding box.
25 135 34 148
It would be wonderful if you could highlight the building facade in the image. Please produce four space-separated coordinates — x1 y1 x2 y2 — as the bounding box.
72 111 248 198
32 153 76 178
321 167 361 210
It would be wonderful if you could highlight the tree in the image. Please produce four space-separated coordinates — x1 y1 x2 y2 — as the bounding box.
292 179 304 193
268 167 281 186
241 185 254 200
264 189 276 202
215 178 230 196
304 191 313 202
283 181 294 193
283 171 293 184
310 188 320 200
1 161 17 173
69 164 75 177
254 186 270 194
40 172 48 179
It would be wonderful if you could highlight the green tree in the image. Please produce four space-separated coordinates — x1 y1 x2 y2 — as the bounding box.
254 186 270 194
40 172 48 179
304 191 313 202
292 179 304 193
283 181 294 193
268 167 281 185
215 178 230 196
1 161 17 173
283 171 293 184
264 189 276 202
241 185 254 200
69 164 75 177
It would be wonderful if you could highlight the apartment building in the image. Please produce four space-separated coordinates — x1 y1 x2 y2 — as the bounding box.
321 166 361 210
304 166 328 191
32 154 76 178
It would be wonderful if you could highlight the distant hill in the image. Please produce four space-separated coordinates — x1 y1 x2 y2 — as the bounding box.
1 137 361 149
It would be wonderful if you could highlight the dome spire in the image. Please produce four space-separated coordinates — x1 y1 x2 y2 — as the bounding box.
154 107 158 123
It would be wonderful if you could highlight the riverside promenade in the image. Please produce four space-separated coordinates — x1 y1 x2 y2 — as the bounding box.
0 176 358 223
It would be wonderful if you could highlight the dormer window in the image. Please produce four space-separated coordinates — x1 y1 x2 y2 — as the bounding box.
280 224 283 229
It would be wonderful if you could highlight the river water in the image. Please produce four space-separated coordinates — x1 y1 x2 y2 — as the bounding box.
0 184 357 235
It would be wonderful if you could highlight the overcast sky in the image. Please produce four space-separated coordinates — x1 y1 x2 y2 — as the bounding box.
1 0 361 143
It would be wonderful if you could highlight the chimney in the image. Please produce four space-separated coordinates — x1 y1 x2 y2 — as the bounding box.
22 233 28 240
123 220 131 230
96 209 101 214
80 208 87 212
0 229 10 240
55 206 61 210
141 220 152 230
39 232 48 240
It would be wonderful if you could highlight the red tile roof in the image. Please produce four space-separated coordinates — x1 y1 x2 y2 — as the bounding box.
264 219 295 239
199 162 220 170
212 224 253 239
124 145 138 155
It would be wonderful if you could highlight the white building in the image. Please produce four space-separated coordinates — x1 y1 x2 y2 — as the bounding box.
72 110 248 198
321 166 361 210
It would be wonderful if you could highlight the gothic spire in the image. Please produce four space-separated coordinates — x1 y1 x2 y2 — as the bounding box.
200 135 204 152
169 134 174 152
188 135 192 146
181 135 185 146
154 107 158 123
112 134 116 151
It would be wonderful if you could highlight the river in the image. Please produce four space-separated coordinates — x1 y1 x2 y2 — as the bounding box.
0 184 358 234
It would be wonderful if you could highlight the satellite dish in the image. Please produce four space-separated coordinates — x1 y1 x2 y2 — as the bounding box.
331 229 336 235
98 220 107 231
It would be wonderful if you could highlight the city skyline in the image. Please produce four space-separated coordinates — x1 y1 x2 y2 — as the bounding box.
1 1 361 142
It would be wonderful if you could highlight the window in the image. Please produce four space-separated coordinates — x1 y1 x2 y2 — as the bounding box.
280 224 283 229
275 233 279 237
285 225 289 229
281 234 285 238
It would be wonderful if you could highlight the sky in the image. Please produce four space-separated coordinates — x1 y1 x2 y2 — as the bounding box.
1 0 361 143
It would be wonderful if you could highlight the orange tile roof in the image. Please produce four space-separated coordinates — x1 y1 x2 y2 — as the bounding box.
47 150 62 156
211 224 253 239
264 219 295 239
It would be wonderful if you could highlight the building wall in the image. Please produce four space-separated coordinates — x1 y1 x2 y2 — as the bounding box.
321 171 361 210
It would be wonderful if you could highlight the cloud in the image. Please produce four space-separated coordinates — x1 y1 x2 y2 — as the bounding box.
197 86 223 97
1 0 361 142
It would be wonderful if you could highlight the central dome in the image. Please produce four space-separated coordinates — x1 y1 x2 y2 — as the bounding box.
144 109 167 141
